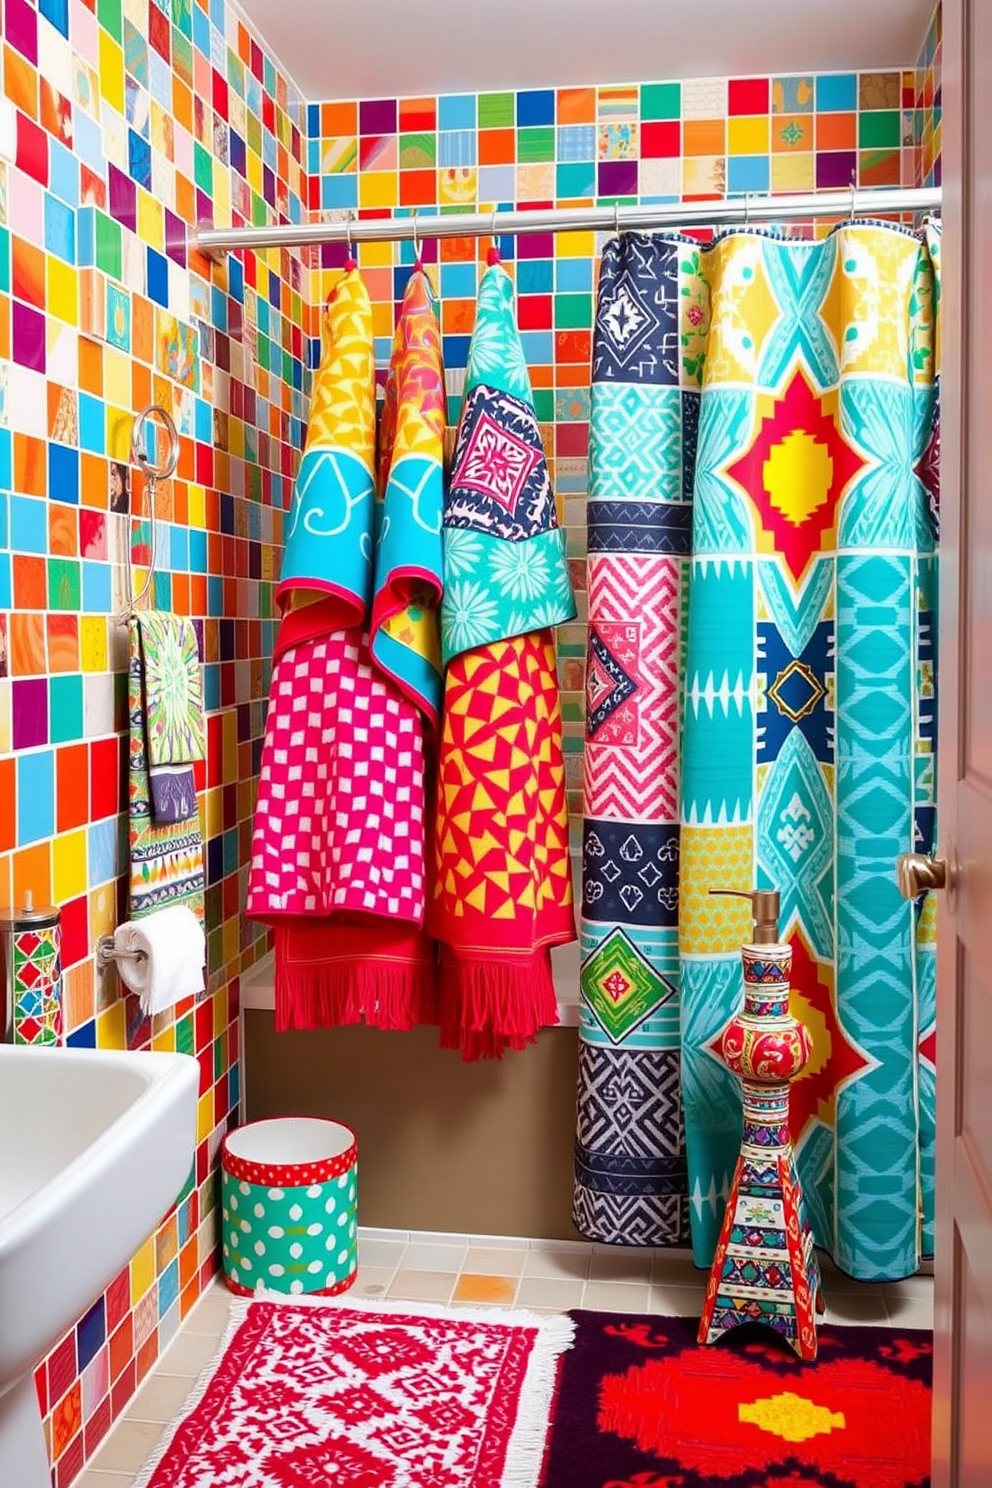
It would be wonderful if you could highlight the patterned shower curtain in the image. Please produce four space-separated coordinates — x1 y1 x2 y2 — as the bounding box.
575 221 939 1281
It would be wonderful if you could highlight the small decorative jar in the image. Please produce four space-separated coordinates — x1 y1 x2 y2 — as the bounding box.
0 894 63 1046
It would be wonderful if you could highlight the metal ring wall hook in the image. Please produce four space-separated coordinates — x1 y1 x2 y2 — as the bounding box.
120 404 179 622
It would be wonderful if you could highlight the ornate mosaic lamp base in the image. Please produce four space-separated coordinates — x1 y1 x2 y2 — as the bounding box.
698 925 825 1361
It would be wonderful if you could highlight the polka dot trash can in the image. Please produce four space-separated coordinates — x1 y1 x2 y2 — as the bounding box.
221 1117 358 1296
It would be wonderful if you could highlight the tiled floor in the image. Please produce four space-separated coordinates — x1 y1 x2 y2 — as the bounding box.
75 1229 934 1486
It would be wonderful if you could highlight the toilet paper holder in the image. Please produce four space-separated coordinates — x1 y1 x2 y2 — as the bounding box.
96 935 147 966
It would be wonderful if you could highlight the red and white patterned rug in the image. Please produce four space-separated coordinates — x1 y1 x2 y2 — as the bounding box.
134 1295 574 1487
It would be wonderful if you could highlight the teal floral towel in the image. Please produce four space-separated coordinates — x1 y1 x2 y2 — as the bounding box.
135 612 205 825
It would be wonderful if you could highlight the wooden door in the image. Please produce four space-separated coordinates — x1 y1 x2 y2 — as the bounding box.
930 2 992 1482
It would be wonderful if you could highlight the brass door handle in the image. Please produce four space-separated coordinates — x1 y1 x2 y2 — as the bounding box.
895 852 948 899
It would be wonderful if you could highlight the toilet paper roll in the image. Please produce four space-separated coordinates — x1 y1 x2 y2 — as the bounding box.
114 906 205 1015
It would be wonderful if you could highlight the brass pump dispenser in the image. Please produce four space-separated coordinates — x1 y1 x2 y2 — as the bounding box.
709 888 781 945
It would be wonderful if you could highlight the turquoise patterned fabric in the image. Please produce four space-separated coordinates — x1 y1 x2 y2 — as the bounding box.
675 221 940 1281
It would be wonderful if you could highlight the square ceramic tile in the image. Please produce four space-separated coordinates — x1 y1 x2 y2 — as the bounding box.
86 1418 167 1475
587 1250 654 1285
402 1241 468 1272
124 1370 198 1424
522 1246 591 1281
463 1247 527 1277
582 1280 652 1313
348 1265 398 1300
357 1238 407 1270
387 1269 457 1303
155 1329 225 1378
516 1276 586 1310
650 1283 708 1317
453 1274 519 1305
821 1287 890 1327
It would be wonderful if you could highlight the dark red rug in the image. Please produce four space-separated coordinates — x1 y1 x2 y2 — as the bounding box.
541 1312 931 1488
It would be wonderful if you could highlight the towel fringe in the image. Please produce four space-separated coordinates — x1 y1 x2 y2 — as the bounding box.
275 959 439 1032
439 954 559 1061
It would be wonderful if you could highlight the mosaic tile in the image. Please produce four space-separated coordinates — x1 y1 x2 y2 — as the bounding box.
0 0 942 1477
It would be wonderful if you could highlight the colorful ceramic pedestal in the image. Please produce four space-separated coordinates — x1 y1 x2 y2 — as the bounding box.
698 939 824 1361
221 1117 358 1297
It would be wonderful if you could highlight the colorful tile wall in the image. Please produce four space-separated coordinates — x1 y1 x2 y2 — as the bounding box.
307 60 936 829
0 0 305 1481
911 3 941 187
0 2 942 1480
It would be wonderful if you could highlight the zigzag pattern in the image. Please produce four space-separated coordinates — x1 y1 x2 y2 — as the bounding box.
574 1045 686 1161
571 1188 689 1247
573 1043 690 1244
584 555 683 821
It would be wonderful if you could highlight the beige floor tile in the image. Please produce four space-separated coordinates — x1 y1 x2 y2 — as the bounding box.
124 1371 198 1424
582 1280 652 1313
521 1247 591 1281
881 1274 935 1302
387 1268 457 1303
357 1238 407 1270
75 1472 134 1486
346 1265 398 1299
649 1283 707 1318
463 1247 527 1277
401 1241 468 1272
87 1417 165 1475
822 1286 889 1326
587 1250 654 1285
651 1252 705 1287
453 1274 518 1305
156 1328 226 1377
883 1290 934 1329
516 1276 586 1310
183 1282 237 1336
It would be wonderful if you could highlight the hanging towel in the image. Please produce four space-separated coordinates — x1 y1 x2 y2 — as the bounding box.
134 611 205 824
430 261 577 1060
113 904 205 1015
128 617 205 921
246 266 444 1031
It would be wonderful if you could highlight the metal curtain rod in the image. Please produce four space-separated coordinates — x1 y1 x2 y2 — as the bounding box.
194 186 942 255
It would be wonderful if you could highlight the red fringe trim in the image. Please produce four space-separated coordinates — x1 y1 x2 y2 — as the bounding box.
275 954 439 1033
439 951 560 1061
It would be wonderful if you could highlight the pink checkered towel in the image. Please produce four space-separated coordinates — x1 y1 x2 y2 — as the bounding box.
246 622 436 1029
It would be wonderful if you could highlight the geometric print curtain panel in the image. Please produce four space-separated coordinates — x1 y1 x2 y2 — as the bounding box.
575 221 940 1281
573 232 701 1247
679 220 940 1282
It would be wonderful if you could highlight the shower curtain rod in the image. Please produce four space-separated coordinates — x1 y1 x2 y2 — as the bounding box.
194 185 942 255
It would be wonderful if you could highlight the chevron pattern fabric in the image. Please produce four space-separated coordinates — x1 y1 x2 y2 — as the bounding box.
573 233 701 1246
679 221 941 1281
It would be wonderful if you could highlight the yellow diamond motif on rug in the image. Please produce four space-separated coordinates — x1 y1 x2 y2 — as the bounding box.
739 1390 846 1443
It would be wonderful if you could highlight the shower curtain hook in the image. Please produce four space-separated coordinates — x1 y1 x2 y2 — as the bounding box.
412 209 421 267
344 210 357 270
743 192 751 227
614 201 621 238
487 210 501 266
849 173 858 224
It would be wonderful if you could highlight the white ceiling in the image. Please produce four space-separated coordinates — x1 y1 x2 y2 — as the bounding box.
234 0 935 104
